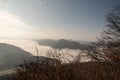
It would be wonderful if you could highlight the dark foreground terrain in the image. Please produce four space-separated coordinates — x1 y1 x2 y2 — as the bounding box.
8 60 120 80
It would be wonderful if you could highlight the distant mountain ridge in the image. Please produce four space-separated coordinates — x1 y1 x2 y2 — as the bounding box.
36 39 91 50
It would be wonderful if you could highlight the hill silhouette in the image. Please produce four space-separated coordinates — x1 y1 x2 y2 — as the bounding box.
0 43 33 71
37 39 91 50
0 43 60 71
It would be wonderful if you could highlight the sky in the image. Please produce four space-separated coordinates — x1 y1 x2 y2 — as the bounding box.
0 0 119 41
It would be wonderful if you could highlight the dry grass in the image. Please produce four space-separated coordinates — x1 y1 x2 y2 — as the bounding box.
8 57 120 80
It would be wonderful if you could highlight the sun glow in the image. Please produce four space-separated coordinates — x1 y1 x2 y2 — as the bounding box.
0 11 42 39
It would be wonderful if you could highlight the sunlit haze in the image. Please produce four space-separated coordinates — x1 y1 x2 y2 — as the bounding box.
0 0 119 41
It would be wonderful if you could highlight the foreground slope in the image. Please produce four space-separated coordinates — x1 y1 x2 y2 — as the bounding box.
0 43 33 71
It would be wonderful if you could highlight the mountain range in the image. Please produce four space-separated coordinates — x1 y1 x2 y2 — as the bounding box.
36 39 91 50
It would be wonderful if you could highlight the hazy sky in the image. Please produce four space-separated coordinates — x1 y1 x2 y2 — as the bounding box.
0 0 119 41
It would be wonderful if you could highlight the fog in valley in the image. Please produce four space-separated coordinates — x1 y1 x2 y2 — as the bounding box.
0 39 91 63
0 0 120 80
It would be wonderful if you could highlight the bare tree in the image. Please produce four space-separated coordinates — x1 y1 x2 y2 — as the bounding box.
97 5 120 63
